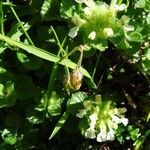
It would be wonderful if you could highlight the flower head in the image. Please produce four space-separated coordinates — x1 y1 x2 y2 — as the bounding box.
77 95 129 142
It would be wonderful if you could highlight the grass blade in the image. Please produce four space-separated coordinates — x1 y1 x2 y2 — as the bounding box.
49 112 68 140
0 34 93 79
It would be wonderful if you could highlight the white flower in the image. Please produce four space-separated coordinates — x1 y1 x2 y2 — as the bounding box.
88 31 96 40
75 0 95 8
103 28 114 37
75 0 86 3
112 115 128 126
124 25 134 32
121 118 128 126
68 27 79 38
72 13 86 27
85 128 96 139
118 107 127 114
111 0 127 11
112 115 122 124
84 0 95 8
89 113 98 128
89 113 98 121
107 119 118 130
97 130 107 142
99 121 107 132
107 129 115 141
83 7 91 16
115 4 127 11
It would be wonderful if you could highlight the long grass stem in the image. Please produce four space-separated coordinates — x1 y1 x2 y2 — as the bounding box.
8 0 34 46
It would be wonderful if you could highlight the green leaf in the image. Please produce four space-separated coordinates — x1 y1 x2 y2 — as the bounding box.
0 82 17 108
0 22 31 54
60 0 75 18
13 75 35 99
17 51 42 70
67 92 87 115
0 67 11 84
0 33 93 80
49 112 68 140
8 22 31 40
118 39 131 49
127 32 142 42
1 129 17 145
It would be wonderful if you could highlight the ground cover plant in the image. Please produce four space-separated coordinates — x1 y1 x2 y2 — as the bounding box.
0 0 149 149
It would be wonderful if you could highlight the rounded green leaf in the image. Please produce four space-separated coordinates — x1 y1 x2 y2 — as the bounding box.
13 75 35 99
17 51 42 70
0 82 17 108
127 32 142 42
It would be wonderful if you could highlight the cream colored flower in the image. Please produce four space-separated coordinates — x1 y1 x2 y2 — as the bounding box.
68 27 79 38
97 130 107 142
85 128 96 139
106 129 115 141
88 31 96 40
75 0 86 3
103 28 114 37
121 118 128 126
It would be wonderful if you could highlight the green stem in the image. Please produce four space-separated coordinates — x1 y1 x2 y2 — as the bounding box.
8 0 34 46
45 28 66 110
46 63 59 100
92 52 101 79
61 47 79 61
0 2 4 35
51 26 66 55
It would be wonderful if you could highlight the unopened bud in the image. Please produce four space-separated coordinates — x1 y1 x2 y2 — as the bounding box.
70 69 83 91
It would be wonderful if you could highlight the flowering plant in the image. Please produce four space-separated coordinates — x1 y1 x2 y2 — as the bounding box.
69 0 127 51
76 95 128 142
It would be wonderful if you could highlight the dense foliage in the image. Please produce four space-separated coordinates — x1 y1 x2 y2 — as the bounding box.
0 0 149 149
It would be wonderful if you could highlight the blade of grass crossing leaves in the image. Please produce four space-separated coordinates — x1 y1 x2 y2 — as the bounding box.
0 33 59 61
0 34 95 81
49 112 68 139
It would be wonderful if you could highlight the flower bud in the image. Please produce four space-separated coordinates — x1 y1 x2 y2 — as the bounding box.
70 69 83 91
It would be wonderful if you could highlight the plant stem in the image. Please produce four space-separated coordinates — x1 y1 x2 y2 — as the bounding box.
92 52 101 79
0 2 4 35
51 26 66 55
61 47 79 61
46 28 66 110
8 0 34 46
76 45 83 69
